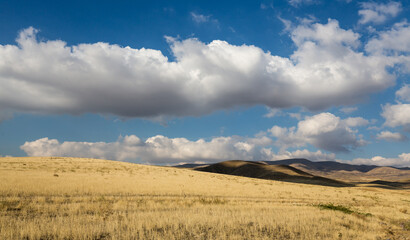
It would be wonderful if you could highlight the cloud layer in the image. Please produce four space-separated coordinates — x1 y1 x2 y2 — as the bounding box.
20 134 336 164
0 20 398 119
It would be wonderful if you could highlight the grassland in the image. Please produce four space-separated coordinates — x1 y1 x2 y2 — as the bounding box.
0 157 409 239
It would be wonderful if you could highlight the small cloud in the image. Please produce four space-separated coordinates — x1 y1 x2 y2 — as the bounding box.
396 85 410 103
190 12 210 23
367 124 381 131
376 131 408 142
340 106 358 114
163 7 175 14
288 0 318 7
358 1 402 25
190 12 219 25
264 108 282 118
219 126 226 135
288 112 302 120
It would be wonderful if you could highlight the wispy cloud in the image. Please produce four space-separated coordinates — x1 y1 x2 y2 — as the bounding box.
340 107 358 114
288 0 318 7
190 12 219 25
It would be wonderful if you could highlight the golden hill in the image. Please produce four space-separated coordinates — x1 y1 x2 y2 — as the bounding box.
0 157 409 240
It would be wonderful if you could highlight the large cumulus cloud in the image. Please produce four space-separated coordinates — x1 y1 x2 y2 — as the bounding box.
0 19 397 119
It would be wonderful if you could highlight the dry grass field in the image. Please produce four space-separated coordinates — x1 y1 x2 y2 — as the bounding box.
0 157 409 239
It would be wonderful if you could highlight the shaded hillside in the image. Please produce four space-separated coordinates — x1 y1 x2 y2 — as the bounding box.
195 160 351 187
265 158 380 172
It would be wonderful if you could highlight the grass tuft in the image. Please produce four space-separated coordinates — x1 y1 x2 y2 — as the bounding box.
316 203 373 218
317 203 354 214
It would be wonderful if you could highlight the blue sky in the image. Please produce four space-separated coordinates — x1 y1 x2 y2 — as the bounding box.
0 0 409 166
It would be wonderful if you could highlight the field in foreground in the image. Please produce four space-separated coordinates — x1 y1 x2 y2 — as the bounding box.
0 157 409 239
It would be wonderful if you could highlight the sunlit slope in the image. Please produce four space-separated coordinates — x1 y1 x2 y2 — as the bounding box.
0 157 409 240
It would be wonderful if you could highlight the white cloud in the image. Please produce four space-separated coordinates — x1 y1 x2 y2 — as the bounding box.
381 104 410 128
269 112 367 152
340 106 358 114
0 22 396 119
396 84 410 102
350 153 410 168
20 134 338 164
376 131 408 142
358 1 402 25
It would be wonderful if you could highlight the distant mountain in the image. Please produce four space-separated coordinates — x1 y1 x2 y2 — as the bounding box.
195 160 351 187
173 163 209 168
174 159 410 187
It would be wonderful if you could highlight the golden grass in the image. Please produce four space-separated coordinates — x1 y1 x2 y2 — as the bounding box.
0 157 409 239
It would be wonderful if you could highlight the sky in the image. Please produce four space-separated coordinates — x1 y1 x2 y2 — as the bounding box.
0 0 409 167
